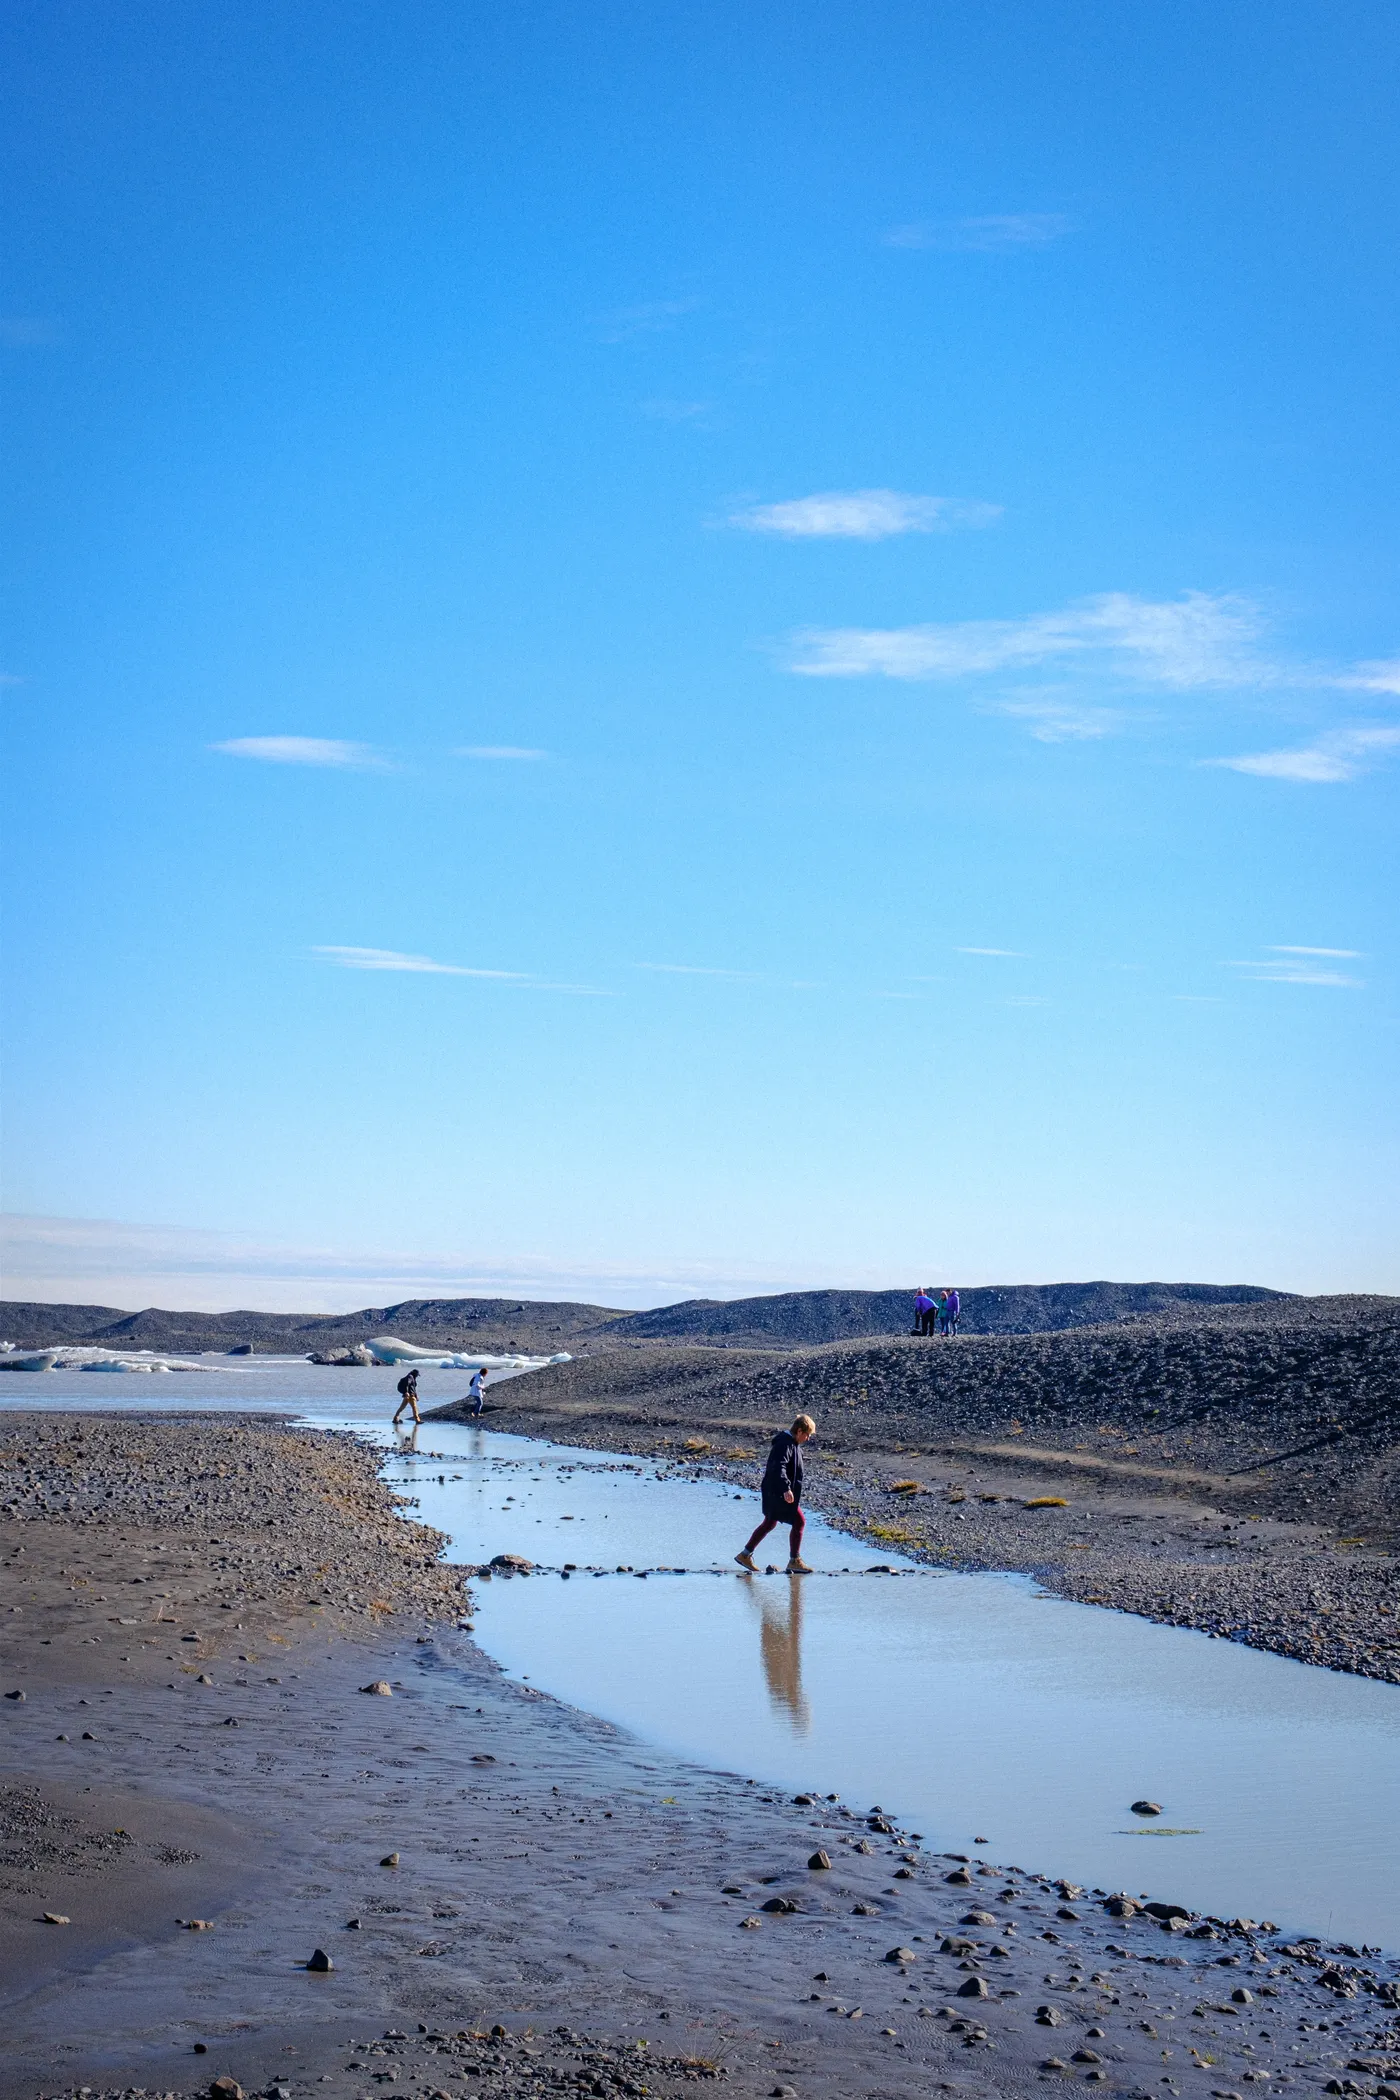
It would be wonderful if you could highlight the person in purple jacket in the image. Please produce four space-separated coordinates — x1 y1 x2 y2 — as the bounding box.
736 1415 816 1573
946 1287 961 1335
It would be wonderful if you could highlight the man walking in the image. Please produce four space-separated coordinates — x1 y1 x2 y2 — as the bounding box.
392 1367 421 1426
468 1365 488 1416
736 1414 815 1573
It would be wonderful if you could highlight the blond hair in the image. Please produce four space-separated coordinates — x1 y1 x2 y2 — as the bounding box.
792 1414 816 1435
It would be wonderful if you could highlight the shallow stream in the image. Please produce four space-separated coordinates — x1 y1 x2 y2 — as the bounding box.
4 1363 1398 1947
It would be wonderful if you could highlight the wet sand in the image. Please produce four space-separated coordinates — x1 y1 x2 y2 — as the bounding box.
3 1413 1400 2100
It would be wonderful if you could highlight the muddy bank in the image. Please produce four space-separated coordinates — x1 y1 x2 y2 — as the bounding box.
428 1299 1400 1683
4 1413 1400 2100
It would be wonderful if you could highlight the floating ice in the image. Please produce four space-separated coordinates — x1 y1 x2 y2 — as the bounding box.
364 1335 571 1372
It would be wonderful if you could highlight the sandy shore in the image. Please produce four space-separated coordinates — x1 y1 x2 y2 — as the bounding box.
432 1301 1400 1684
3 1412 1400 2100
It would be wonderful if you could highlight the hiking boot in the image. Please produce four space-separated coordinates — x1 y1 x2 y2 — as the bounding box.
734 1550 758 1572
786 1557 813 1574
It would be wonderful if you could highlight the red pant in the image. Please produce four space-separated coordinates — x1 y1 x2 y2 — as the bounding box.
744 1505 805 1557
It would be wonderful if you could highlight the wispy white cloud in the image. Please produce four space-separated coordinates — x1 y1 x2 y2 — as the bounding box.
315 946 524 979
957 946 1027 958
992 695 1124 742
790 591 1265 689
635 963 764 981
731 489 1001 540
1203 725 1400 784
1268 945 1363 958
314 946 606 995
454 746 547 761
1334 657 1400 695
884 213 1071 252
1224 952 1365 988
214 735 382 768
594 297 699 343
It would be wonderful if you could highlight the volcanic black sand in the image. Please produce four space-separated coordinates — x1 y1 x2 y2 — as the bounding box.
431 1296 1400 1684
2 1411 1399 2100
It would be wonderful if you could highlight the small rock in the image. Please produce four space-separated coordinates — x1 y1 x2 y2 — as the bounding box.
762 1896 798 1913
1041 2057 1068 2072
885 1946 916 1964
362 1681 393 1697
894 1866 914 1879
1131 1800 1163 1816
945 1868 973 1885
851 1902 880 1916
345 1918 361 1929
957 1977 990 1999
808 1850 831 1870
193 2043 208 2055
180 1918 213 1931
1058 1907 1080 1920
42 1911 71 1925
223 1717 239 1727
792 1793 815 1805
305 1949 334 1972
740 1915 763 1929
1036 2007 1062 2027
197 1673 214 1685
489 1554 533 1572
962 1911 998 1926
380 1852 400 1867
210 2081 243 2100
1072 2050 1102 2064
771 2087 798 2098
82 1730 96 1740
1104 1896 1140 1917
1231 1987 1253 2004
4 1688 25 1701
1145 1901 1191 1922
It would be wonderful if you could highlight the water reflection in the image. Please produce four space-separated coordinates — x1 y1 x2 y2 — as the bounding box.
743 1573 810 1732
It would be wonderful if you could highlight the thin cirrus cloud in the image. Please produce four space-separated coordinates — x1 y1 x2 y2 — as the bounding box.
883 213 1071 251
789 591 1267 689
1224 947 1365 989
992 696 1124 742
213 735 383 768
730 489 1001 541
314 946 606 994
957 946 1027 958
1203 726 1400 785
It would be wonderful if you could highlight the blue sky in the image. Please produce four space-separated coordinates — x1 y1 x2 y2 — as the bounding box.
2 0 1397 1309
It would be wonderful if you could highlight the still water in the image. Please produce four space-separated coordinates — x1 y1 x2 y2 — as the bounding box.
5 1367 1398 1946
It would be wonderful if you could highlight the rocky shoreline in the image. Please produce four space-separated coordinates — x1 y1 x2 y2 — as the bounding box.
3 1411 1399 2100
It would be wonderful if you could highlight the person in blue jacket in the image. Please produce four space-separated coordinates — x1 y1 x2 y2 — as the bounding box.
735 1414 816 1573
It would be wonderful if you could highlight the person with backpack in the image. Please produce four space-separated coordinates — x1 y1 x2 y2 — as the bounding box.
946 1286 961 1335
913 1287 935 1336
735 1414 816 1573
468 1365 489 1416
392 1366 421 1425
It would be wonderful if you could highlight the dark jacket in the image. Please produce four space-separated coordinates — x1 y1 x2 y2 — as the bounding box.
761 1430 803 1516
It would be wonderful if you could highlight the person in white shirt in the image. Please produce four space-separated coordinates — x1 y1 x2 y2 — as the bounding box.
468 1367 488 1416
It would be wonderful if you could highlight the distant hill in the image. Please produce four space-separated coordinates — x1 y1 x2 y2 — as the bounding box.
1 1279 1291 1355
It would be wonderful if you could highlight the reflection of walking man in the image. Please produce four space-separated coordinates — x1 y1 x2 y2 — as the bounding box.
735 1414 815 1573
745 1572 811 1731
392 1368 421 1425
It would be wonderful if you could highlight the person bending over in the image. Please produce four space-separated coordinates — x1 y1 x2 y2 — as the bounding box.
468 1366 488 1416
392 1367 421 1425
736 1414 815 1574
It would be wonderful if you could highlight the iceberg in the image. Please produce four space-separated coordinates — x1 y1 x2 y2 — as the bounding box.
0 1349 59 1371
363 1335 571 1372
